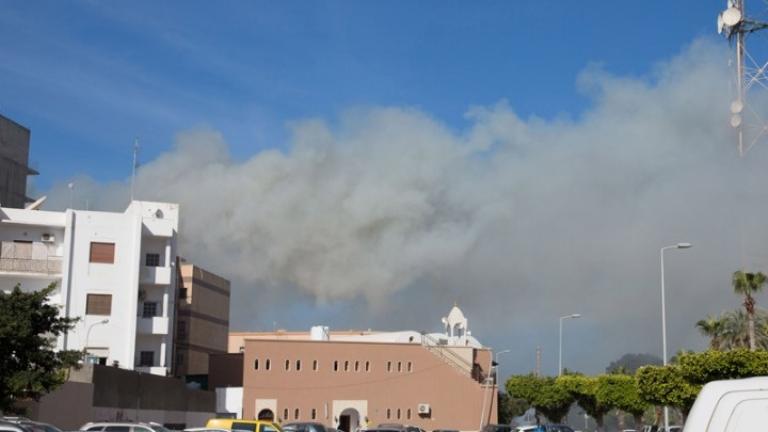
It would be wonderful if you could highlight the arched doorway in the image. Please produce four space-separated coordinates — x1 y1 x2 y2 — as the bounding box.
338 408 360 432
257 409 275 421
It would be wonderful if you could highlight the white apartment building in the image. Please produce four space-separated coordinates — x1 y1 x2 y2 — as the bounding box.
0 200 179 376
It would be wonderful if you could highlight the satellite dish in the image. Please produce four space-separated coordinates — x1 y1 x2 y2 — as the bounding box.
718 13 725 34
731 100 744 113
722 7 743 27
731 114 743 128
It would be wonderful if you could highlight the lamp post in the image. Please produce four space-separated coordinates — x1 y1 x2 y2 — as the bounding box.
84 318 109 363
495 349 512 386
558 313 581 376
660 242 692 432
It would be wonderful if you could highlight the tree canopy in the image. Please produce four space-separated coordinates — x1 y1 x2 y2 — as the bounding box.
506 374 573 423
0 283 81 413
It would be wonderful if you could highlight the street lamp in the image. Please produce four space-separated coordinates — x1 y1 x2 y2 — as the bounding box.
495 349 512 386
660 242 692 432
559 313 581 376
84 318 109 363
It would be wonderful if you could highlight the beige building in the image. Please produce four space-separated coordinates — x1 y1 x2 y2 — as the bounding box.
215 306 498 432
175 259 231 388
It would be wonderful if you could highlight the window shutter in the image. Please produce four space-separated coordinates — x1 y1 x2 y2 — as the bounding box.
89 242 115 263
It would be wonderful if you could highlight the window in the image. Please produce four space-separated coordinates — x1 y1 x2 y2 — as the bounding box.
86 294 112 315
407 409 411 420
254 359 259 370
386 409 391 420
139 351 154 367
283 409 289 421
354 360 359 372
387 361 392 372
294 408 299 420
145 253 160 267
104 427 129 432
344 360 349 371
285 359 290 371
397 409 401 420
176 352 184 367
333 361 338 371
177 321 187 340
313 360 318 371
142 302 158 318
266 359 271 370
311 408 316 420
296 359 301 371
89 242 115 263
365 361 370 372
262 426 278 432
179 288 188 299
232 423 257 432
407 361 412 372
397 361 402 372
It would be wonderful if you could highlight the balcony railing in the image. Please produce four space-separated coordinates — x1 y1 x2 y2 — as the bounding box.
0 257 62 275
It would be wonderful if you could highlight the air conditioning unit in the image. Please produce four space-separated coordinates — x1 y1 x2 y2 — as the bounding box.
417 403 431 415
41 233 55 243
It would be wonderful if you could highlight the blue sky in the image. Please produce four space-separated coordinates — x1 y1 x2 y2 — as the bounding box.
1 1 717 190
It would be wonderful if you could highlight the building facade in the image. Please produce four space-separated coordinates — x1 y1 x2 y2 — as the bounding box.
175 259 231 387
215 306 498 432
0 114 38 208
0 200 179 375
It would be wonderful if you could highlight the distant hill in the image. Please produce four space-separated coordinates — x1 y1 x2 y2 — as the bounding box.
606 353 662 374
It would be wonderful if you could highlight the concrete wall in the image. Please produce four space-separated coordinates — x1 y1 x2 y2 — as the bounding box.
240 340 497 432
20 366 215 430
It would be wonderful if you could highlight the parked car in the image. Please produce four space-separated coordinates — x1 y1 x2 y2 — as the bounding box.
205 419 280 432
513 425 574 432
481 425 511 432
81 422 172 432
282 423 328 432
0 420 35 432
2 418 63 432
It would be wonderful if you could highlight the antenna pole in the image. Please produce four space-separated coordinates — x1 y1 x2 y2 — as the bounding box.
737 0 746 156
130 138 139 202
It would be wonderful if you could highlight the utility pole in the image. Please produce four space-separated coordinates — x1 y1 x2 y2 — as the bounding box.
535 346 541 377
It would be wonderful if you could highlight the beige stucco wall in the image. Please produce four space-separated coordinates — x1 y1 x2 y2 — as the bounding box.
241 339 497 432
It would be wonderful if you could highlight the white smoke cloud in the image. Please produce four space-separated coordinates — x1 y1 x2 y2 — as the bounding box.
43 39 768 373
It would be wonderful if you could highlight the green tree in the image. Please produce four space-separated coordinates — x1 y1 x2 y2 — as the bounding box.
636 365 700 420
497 391 529 424
695 315 726 351
731 270 767 351
506 374 573 424
557 375 610 431
596 374 649 429
0 283 81 413
676 349 768 382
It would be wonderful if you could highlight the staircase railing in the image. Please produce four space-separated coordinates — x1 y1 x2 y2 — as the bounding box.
419 331 478 380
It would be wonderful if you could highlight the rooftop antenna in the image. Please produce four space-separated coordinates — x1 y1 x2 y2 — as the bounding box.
130 137 139 201
718 0 768 155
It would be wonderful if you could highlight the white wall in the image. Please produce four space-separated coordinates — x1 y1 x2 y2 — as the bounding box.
216 387 243 418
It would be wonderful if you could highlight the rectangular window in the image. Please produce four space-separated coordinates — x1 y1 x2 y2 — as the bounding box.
89 242 115 263
142 302 158 318
86 294 112 316
139 351 154 367
179 288 188 299
232 424 256 432
145 253 160 267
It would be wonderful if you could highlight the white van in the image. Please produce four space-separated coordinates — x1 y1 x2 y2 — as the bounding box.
683 376 768 432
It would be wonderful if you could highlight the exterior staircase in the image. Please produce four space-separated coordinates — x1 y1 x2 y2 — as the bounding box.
419 331 483 382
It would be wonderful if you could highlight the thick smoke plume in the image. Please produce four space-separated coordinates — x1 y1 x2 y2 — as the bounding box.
44 40 768 373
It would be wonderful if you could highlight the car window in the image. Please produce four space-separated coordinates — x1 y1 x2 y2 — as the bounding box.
260 426 279 432
233 424 257 432
105 427 130 432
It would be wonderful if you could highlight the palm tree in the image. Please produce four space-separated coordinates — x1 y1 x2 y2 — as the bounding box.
696 315 725 350
732 270 767 351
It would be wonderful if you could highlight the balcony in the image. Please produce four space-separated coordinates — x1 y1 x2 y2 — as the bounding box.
142 218 174 238
137 316 169 335
0 241 63 277
140 265 171 285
